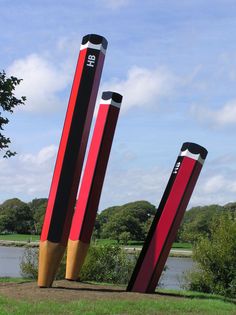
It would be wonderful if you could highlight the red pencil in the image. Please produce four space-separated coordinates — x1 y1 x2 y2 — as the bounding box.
66 91 122 280
38 34 107 287
127 142 207 293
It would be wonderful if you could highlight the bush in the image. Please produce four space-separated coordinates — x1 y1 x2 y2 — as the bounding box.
20 244 138 285
20 248 38 279
80 244 137 284
20 247 66 280
183 213 236 298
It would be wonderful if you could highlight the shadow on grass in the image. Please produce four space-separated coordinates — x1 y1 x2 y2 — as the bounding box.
54 286 124 293
54 282 236 305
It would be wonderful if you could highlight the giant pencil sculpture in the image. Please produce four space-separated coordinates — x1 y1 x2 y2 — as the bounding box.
127 142 207 293
66 91 122 280
38 34 107 287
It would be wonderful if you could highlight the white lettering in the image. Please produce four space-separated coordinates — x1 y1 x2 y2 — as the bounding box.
173 161 181 174
87 55 96 67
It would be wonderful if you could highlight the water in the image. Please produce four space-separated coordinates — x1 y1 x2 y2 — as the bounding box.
161 257 193 289
0 246 24 277
0 246 193 289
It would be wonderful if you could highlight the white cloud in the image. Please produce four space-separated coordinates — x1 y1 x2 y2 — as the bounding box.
189 160 236 207
0 145 57 201
19 145 57 166
192 99 236 126
203 174 236 194
1 144 236 210
99 149 236 210
100 66 178 114
99 165 169 210
7 54 70 113
203 175 227 193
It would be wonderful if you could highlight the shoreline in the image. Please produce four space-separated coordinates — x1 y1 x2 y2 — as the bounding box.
0 240 192 257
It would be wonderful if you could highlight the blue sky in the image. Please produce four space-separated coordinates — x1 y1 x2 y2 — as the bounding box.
1 0 236 210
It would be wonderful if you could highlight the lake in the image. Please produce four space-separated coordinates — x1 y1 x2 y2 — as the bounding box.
0 246 193 289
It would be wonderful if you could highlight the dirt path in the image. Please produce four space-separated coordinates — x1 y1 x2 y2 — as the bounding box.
0 280 176 302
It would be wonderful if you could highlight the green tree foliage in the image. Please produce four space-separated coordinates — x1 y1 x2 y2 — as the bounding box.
0 70 26 158
101 213 143 242
97 201 156 242
28 198 47 234
178 204 235 243
184 213 236 298
80 244 137 284
0 198 48 235
0 198 33 233
119 231 131 245
2 196 236 248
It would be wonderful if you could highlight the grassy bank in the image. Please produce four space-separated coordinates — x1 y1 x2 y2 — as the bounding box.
96 239 192 249
0 279 235 315
0 296 235 315
0 235 192 250
0 234 39 242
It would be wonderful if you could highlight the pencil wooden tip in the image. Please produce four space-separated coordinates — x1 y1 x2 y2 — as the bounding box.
65 239 89 281
38 240 66 288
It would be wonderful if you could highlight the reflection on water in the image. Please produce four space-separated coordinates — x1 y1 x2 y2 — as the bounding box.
0 246 193 289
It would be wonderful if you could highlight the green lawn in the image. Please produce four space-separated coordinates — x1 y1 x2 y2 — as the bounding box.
0 289 235 315
0 234 39 242
0 277 29 283
0 279 235 314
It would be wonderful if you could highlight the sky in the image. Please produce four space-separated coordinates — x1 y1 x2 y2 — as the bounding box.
1 0 236 210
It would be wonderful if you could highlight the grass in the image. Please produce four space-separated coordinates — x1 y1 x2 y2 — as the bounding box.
0 289 235 315
0 234 39 242
95 238 118 246
95 239 192 250
0 279 235 314
0 277 25 283
0 235 192 251
171 242 192 250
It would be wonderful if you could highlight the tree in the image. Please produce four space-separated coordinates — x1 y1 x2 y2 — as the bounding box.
97 200 156 242
119 231 131 245
178 204 224 243
184 213 236 298
0 198 33 234
101 212 145 242
28 198 47 234
0 70 26 158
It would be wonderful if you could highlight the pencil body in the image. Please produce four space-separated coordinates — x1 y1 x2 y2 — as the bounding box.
66 92 122 280
38 34 107 287
127 142 207 293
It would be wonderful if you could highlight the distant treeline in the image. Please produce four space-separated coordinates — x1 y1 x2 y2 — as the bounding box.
0 198 235 243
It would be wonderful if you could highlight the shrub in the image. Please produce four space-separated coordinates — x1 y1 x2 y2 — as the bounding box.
20 248 38 279
80 244 137 284
183 213 236 298
20 247 66 280
20 244 138 285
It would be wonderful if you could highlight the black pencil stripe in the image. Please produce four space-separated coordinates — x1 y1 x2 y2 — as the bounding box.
48 48 103 243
